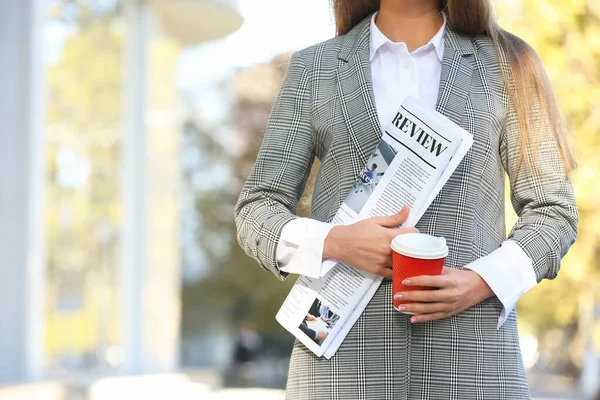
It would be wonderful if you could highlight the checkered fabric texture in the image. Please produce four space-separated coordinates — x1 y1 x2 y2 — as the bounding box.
234 13 578 400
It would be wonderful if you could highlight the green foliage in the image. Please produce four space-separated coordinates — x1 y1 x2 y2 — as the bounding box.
46 5 123 276
45 0 124 355
182 57 298 339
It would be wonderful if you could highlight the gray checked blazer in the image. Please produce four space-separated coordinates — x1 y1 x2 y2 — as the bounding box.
235 14 578 400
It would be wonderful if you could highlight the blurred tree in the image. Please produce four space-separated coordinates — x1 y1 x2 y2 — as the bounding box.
45 0 123 363
181 55 304 347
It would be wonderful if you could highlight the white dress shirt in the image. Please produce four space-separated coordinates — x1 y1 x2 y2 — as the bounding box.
276 13 537 328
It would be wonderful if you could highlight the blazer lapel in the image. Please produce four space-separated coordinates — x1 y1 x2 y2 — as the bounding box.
435 23 476 127
334 16 477 195
336 16 382 182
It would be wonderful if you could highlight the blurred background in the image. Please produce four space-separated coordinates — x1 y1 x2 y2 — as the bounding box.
0 0 598 399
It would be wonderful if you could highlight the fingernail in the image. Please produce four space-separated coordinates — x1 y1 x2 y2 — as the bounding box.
402 279 410 285
410 317 417 323
398 306 406 311
394 293 403 300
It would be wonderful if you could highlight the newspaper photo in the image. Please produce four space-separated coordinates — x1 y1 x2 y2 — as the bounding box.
276 96 474 358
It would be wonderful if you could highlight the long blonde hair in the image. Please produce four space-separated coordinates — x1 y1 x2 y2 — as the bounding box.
330 0 576 176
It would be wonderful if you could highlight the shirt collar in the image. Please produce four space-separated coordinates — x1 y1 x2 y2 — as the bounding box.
369 11 447 62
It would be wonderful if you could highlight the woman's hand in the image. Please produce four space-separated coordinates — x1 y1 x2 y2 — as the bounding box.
393 267 494 323
323 206 418 278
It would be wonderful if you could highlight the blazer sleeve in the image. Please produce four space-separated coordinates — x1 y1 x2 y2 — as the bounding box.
500 97 579 283
234 51 316 280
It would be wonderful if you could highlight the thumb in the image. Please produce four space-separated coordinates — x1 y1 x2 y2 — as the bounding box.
371 206 410 228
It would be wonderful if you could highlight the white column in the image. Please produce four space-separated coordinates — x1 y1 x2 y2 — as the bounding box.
0 0 46 384
121 0 149 375
121 0 181 374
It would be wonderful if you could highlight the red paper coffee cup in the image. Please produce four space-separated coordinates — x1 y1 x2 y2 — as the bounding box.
390 233 448 312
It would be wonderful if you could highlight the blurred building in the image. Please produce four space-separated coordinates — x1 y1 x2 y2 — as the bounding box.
0 0 241 384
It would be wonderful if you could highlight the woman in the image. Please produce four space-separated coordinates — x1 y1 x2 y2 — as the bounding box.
235 0 578 398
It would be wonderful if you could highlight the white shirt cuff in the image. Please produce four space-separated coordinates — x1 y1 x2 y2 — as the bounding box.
276 218 337 279
464 240 537 329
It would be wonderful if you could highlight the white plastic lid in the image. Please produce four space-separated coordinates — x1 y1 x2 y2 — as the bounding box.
390 233 448 260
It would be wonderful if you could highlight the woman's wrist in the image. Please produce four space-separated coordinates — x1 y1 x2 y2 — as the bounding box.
323 225 346 260
467 270 494 300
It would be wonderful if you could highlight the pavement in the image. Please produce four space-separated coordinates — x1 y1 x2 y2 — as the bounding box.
0 368 587 400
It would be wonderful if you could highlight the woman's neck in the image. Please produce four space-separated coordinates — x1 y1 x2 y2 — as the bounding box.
377 0 444 52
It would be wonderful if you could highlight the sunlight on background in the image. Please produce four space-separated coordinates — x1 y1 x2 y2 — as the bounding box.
0 0 597 399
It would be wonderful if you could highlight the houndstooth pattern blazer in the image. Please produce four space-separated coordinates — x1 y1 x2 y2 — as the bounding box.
235 14 578 400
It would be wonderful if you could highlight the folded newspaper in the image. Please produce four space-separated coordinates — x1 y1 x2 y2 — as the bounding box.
276 96 474 358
